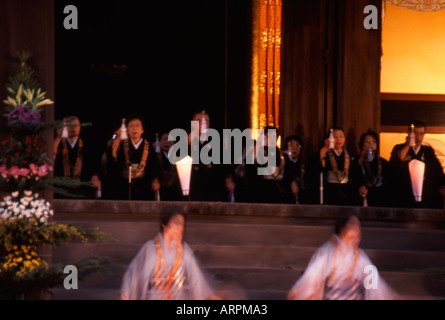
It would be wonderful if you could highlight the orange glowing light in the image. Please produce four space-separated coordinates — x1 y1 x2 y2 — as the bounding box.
251 0 282 137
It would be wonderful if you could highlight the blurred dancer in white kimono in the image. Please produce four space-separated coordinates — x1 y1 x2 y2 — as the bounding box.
288 214 397 300
120 210 216 300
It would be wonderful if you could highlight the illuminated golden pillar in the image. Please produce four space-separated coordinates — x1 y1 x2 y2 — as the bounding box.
251 0 282 137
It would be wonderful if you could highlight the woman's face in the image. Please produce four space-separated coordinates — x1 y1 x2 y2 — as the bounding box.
333 130 345 150
163 214 185 243
341 215 361 248
363 135 377 153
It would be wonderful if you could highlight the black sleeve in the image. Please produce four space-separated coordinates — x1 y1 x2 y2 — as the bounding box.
300 152 322 204
147 145 162 182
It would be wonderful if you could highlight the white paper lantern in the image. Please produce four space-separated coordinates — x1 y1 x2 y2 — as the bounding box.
176 156 193 196
409 159 425 202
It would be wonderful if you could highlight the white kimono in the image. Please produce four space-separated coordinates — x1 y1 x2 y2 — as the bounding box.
289 235 397 300
121 233 214 300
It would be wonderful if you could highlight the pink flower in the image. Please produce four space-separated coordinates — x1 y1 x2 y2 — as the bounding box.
18 168 30 177
37 164 50 177
29 163 39 175
0 165 8 178
28 163 52 177
9 166 20 179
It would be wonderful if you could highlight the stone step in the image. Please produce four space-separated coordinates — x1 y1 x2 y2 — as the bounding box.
48 288 283 301
50 288 120 300
208 268 388 294
52 243 445 273
49 288 445 301
48 267 445 300
49 200 445 301
51 200 445 227
52 217 445 252
205 268 445 299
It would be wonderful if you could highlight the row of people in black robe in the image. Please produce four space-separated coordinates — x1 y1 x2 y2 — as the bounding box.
53 115 445 209
302 122 445 209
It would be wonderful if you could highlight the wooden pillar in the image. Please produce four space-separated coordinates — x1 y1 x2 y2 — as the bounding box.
335 0 382 156
280 0 382 159
280 0 330 159
0 0 55 300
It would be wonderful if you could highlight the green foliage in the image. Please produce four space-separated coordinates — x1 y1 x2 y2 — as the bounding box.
74 255 126 282
0 218 114 298
0 256 125 297
0 51 91 196
0 263 64 297
0 218 107 249
3 51 53 113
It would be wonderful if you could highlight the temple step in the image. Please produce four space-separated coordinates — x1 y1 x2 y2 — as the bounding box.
48 267 445 300
53 216 445 251
50 200 445 300
53 243 445 272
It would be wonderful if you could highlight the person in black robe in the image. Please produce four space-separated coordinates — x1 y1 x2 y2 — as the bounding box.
280 135 306 204
106 115 161 201
53 116 97 198
313 126 356 206
351 130 394 208
389 120 445 209
187 111 223 202
245 126 287 204
153 131 183 201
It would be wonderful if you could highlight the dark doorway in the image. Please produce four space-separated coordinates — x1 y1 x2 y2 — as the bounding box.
55 0 250 167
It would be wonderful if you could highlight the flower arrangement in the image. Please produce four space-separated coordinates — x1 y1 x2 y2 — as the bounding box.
0 133 52 192
0 51 54 194
4 104 42 128
0 215 109 299
0 191 53 224
0 51 116 300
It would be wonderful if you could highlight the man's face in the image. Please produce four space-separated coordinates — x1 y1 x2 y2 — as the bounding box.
66 119 81 139
287 140 301 158
160 133 173 153
413 127 426 146
127 119 144 141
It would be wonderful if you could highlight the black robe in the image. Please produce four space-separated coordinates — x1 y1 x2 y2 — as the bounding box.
155 150 183 201
280 154 305 204
350 155 394 208
304 149 356 206
54 137 96 198
107 139 161 201
188 139 223 202
389 144 445 209
245 147 287 204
